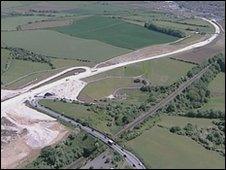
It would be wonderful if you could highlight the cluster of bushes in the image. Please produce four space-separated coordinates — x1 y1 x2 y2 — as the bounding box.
213 120 225 132
9 12 55 17
97 102 145 127
29 9 58 13
170 123 225 156
182 109 225 119
165 53 224 112
120 116 160 141
5 47 55 69
144 22 186 38
25 132 105 169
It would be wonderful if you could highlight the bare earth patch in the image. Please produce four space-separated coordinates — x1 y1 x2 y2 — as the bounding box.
1 104 68 169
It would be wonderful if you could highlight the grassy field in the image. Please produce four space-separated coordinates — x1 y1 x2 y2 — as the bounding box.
1 48 12 74
84 58 195 86
1 16 53 30
52 16 179 50
150 17 215 36
203 72 225 111
1 52 93 90
1 59 51 86
79 77 134 100
39 99 121 134
1 30 131 62
127 126 225 169
2 67 67 90
119 89 149 105
158 115 216 128
51 58 95 68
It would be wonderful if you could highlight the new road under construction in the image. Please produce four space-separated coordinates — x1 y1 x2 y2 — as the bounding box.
1 17 221 169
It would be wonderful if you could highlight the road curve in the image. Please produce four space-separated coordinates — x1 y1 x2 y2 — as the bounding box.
1 17 221 169
28 98 145 169
1 18 220 111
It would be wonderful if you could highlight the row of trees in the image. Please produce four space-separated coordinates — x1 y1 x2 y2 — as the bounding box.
144 22 186 38
165 53 224 112
26 132 105 169
182 109 225 119
5 47 55 69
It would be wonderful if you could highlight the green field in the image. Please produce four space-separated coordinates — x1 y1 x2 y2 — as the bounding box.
119 89 149 105
80 77 134 100
0 49 94 89
203 72 225 111
2 67 67 90
1 48 12 74
81 58 194 100
127 126 225 169
1 30 131 62
51 58 95 68
158 115 216 128
1 48 54 87
85 58 195 86
1 59 51 85
1 16 53 30
39 100 120 134
52 16 179 50
150 17 215 36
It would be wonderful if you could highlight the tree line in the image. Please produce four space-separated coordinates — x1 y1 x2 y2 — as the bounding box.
144 22 186 38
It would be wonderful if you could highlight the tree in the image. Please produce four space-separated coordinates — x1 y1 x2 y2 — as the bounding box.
166 103 175 112
122 116 129 124
170 126 181 133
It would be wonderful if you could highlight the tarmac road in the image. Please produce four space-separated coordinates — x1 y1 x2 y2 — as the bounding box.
29 98 146 169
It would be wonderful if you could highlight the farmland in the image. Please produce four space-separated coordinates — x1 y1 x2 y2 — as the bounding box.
126 125 225 169
1 16 53 31
1 1 225 169
53 16 179 50
1 30 131 62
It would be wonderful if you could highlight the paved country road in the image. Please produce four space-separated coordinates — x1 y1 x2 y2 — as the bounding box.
28 99 145 169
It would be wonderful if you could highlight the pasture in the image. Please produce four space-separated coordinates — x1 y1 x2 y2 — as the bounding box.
126 126 225 169
52 16 179 50
1 30 131 62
